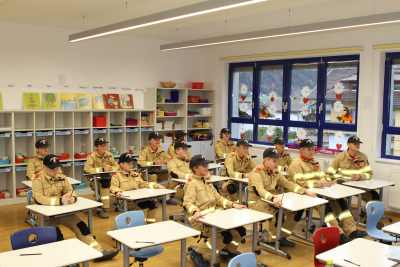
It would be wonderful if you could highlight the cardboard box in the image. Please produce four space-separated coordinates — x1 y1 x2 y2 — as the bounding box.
93 116 106 127
141 113 153 126
194 107 212 116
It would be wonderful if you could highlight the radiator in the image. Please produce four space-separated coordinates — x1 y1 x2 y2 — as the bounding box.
389 169 400 209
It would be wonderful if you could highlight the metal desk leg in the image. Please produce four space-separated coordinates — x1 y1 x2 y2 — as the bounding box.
88 208 93 234
184 210 188 225
124 199 128 213
305 208 313 241
39 214 45 226
320 204 326 228
123 244 130 267
252 222 258 252
145 169 149 183
181 238 186 267
238 181 243 205
211 226 217 266
94 177 100 202
356 194 366 227
380 188 383 201
162 195 167 221
82 261 89 267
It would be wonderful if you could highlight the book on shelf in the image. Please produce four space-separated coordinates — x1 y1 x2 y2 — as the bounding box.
60 93 77 109
106 94 121 109
119 94 134 109
93 94 107 109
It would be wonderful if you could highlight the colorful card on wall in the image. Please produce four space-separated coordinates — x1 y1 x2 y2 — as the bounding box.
93 94 107 109
0 93 3 110
76 93 92 109
106 94 121 109
42 93 59 109
23 93 41 109
119 94 134 109
60 93 77 109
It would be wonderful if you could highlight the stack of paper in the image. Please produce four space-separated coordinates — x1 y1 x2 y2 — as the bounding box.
163 136 174 144
386 246 400 262
156 122 163 131
174 123 183 130
163 121 174 130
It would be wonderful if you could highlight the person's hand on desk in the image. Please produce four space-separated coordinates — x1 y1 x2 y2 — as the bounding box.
163 159 168 164
158 185 165 189
321 180 333 187
193 211 205 221
351 174 361 181
155 159 163 165
103 165 112 172
243 173 250 178
116 191 122 198
305 189 317 198
61 193 75 205
272 197 283 208
232 203 247 210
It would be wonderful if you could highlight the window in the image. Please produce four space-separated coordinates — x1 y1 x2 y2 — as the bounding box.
382 53 400 159
228 55 359 150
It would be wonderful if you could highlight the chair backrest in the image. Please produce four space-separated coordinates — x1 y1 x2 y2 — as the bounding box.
218 166 223 176
312 227 340 267
27 190 32 205
10 226 57 250
366 201 385 232
227 252 257 267
244 186 249 208
115 210 145 230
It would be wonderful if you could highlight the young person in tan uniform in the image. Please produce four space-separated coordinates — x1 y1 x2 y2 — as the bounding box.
215 128 236 160
32 154 118 263
26 139 63 180
137 131 176 204
287 139 367 244
110 153 165 224
185 155 247 267
248 147 317 247
221 139 257 202
273 137 292 172
84 137 119 219
167 130 192 158
167 140 192 198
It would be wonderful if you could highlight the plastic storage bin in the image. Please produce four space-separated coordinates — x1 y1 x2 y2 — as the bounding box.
0 132 11 138
126 128 139 132
93 128 107 134
15 131 33 137
0 159 10 165
188 96 200 103
74 161 86 166
74 129 90 135
187 82 204 89
15 166 27 171
75 183 86 190
170 91 179 103
74 153 87 159
55 130 72 135
93 116 106 127
110 128 124 133
0 167 12 172
126 119 138 126
36 131 53 137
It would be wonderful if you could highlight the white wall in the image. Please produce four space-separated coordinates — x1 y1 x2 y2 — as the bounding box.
203 23 400 212
0 22 205 109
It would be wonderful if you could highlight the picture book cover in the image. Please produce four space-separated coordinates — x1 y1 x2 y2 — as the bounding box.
76 93 92 109
23 93 41 109
93 94 107 109
42 93 59 109
106 94 121 109
0 93 3 110
119 94 134 109
60 93 77 109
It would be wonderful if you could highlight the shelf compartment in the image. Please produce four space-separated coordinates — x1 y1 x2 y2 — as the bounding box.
74 129 90 135
36 130 54 137
14 112 34 130
0 170 14 199
0 113 12 130
74 130 91 157
35 112 54 129
55 112 73 129
110 128 124 134
109 111 125 127
126 128 139 133
93 128 108 134
15 166 27 172
55 130 72 136
55 132 73 160
74 112 91 128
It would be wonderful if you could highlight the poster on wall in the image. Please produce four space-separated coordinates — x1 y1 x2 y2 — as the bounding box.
76 93 92 109
23 93 41 110
106 94 121 109
42 93 59 109
119 94 134 109
93 94 107 109
60 93 77 109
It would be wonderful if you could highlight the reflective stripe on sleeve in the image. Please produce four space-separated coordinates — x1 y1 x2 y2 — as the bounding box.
185 173 190 179
293 174 303 183
223 199 229 208
95 167 102 173
188 205 198 214
235 172 240 178
100 196 109 200
364 173 371 180
308 181 314 188
294 186 301 193
264 192 271 199
147 162 152 166
51 198 58 206
149 183 156 189
327 167 337 174
89 241 99 248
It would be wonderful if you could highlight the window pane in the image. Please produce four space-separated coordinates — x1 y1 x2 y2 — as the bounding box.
258 125 284 143
231 67 253 118
231 123 253 141
289 63 318 123
287 127 318 147
322 130 357 151
385 134 400 157
388 59 400 127
325 61 358 124
259 65 283 120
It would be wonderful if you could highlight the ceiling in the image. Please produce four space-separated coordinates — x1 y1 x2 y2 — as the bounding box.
0 0 399 42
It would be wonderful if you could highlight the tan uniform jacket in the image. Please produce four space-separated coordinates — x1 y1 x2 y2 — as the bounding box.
84 150 119 174
137 145 170 166
221 151 257 178
26 154 63 180
287 155 326 189
248 163 305 202
110 169 160 194
32 171 77 206
326 150 372 181
214 139 236 159
278 150 292 171
167 144 192 158
167 156 193 180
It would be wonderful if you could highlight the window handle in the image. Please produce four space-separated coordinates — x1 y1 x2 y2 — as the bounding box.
319 103 324 114
282 102 288 112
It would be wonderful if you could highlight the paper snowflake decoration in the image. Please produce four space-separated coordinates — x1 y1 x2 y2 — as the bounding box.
240 85 247 95
296 128 307 139
239 103 247 112
269 91 277 100
335 131 344 142
301 86 310 97
333 101 344 112
334 83 344 94
266 127 273 136
267 104 276 114
300 105 309 116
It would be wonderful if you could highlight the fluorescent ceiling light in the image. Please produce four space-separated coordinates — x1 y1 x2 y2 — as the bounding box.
69 0 268 42
160 11 400 51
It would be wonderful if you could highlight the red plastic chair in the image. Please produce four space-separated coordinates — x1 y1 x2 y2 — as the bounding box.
312 227 340 267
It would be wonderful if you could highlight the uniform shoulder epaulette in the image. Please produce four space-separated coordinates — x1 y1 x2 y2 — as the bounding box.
188 179 192 182
34 174 40 179
89 152 93 155
30 156 34 159
230 152 235 156
142 147 146 150
113 172 118 176
170 157 173 160
217 140 220 142
256 167 261 171
62 172 66 175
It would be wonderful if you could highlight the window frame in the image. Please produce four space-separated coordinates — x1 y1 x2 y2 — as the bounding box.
228 55 360 148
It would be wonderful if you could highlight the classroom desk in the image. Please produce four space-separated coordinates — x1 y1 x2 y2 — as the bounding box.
343 180 395 226
383 221 400 240
26 197 103 234
261 192 328 259
228 177 249 205
208 163 223 175
83 171 115 203
316 238 398 267
198 208 272 267
108 221 200 267
308 184 366 227
118 188 175 221
0 239 102 267
215 155 257 164
136 163 164 182
171 175 230 184
22 177 82 188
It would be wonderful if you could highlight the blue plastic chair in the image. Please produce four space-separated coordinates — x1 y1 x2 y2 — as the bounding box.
227 252 257 267
10 226 57 250
218 166 223 176
366 202 397 243
115 211 164 266
25 190 38 227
